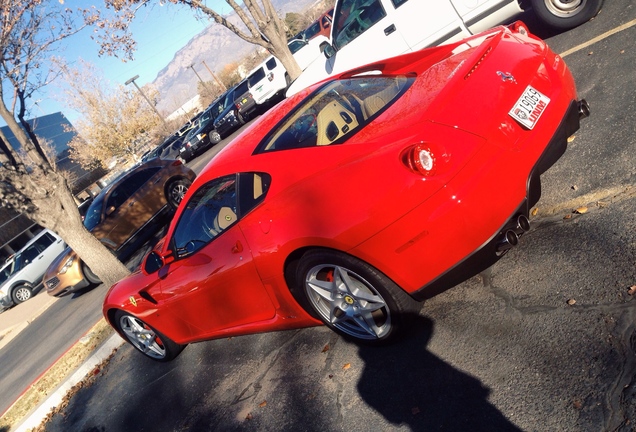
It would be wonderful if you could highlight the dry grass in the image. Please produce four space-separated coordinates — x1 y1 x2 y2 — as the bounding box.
0 319 114 431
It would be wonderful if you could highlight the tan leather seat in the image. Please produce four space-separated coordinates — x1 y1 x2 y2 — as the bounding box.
216 206 237 230
316 101 359 146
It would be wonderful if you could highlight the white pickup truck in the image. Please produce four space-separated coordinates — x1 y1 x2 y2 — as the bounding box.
287 0 603 96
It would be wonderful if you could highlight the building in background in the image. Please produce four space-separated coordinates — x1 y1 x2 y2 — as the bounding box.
0 113 107 262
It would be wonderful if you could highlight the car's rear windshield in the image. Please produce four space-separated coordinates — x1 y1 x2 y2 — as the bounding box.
255 75 413 153
248 68 266 87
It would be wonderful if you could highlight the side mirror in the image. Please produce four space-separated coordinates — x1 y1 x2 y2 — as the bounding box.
321 42 336 59
143 251 163 275
142 250 174 275
106 206 116 216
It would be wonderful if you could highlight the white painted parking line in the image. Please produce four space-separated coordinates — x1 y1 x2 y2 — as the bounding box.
560 18 636 58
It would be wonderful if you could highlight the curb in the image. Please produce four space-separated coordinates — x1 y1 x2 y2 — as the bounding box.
14 333 125 432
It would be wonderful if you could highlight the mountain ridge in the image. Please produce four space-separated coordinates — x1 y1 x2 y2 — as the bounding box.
153 0 318 115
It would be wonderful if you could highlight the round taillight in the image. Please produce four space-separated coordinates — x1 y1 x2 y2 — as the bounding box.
413 143 436 176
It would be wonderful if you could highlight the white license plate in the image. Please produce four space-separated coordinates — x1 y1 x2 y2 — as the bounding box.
509 86 551 130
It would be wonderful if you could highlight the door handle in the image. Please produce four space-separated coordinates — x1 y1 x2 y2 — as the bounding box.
384 24 396 36
232 240 243 254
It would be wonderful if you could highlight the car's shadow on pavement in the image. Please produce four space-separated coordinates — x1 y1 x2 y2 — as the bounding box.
355 313 522 431
42 312 520 431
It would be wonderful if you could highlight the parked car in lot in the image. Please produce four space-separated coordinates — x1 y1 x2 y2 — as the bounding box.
247 35 328 106
103 24 590 361
142 134 185 162
287 0 603 96
44 158 196 297
0 230 66 307
300 8 333 41
179 103 223 162
213 85 249 138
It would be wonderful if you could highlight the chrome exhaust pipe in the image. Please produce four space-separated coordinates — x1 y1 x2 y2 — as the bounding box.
496 230 519 253
513 214 530 236
578 99 590 119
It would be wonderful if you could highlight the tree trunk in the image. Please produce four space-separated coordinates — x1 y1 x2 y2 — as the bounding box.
33 172 131 289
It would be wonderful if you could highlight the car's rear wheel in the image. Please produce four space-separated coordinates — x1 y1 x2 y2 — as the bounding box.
531 0 603 29
12 285 32 304
82 263 101 285
167 179 191 210
295 250 420 345
114 310 184 362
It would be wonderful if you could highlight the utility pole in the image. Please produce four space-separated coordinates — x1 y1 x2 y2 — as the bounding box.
189 64 212 92
125 75 167 126
202 60 227 91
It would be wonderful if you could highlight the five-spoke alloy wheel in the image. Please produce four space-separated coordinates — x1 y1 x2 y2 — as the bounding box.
115 310 184 361
295 250 420 344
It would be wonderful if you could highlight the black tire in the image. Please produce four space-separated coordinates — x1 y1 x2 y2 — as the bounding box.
82 263 102 285
12 285 32 304
237 111 246 125
293 250 421 345
114 310 185 362
209 130 221 144
166 179 191 210
531 0 603 29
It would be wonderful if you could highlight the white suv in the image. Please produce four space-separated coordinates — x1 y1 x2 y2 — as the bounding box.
287 0 603 96
0 229 66 308
247 35 329 106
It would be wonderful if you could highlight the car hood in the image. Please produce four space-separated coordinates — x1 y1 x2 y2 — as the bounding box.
43 247 76 280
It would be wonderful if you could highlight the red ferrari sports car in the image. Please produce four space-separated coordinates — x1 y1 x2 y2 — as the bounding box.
104 22 589 361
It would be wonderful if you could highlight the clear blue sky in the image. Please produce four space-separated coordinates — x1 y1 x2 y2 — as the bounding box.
30 0 235 122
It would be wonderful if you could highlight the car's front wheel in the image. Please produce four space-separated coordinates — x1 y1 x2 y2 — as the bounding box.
531 0 603 29
294 250 420 345
209 130 221 145
82 263 101 285
167 179 191 209
12 285 32 304
114 310 184 362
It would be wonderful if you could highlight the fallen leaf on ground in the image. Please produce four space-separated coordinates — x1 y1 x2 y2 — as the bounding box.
574 206 588 214
573 399 582 410
628 286 636 296
567 135 576 143
567 298 577 305
531 208 539 216
342 363 351 370
245 413 253 420
321 344 330 353
564 214 572 220
571 185 578 190
259 400 267 408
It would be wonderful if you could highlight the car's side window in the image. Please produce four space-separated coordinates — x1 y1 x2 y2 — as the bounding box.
171 173 272 258
332 0 387 50
172 175 238 258
20 245 40 266
390 0 408 7
33 232 55 252
266 58 277 70
106 168 160 211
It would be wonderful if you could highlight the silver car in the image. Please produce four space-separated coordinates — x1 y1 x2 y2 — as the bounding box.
0 229 66 308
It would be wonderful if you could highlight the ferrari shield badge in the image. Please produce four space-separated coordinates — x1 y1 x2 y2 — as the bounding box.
129 296 137 307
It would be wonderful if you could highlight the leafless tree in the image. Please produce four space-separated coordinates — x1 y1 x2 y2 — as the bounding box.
0 1 130 288
106 0 304 81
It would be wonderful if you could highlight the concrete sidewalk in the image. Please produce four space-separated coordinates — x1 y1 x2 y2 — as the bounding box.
0 290 58 350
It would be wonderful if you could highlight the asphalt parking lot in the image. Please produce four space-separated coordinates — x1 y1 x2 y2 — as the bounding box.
8 2 636 430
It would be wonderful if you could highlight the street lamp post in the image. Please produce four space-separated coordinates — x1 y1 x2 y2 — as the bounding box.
189 64 211 92
125 75 167 126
